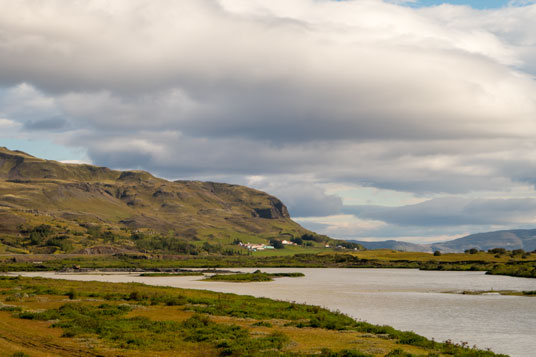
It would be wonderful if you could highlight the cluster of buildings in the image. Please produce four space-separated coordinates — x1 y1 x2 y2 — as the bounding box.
238 242 274 251
281 240 297 246
238 239 297 251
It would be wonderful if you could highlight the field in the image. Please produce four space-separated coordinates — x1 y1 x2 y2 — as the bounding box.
2 248 535 278
347 250 531 263
0 276 506 356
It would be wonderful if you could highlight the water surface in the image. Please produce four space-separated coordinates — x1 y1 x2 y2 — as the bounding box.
17 269 536 357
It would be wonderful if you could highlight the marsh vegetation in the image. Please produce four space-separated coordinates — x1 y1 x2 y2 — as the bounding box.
0 276 507 356
2 249 535 279
203 270 305 282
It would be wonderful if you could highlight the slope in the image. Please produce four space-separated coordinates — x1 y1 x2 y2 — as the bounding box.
350 229 536 253
431 229 536 252
349 239 431 252
0 147 314 254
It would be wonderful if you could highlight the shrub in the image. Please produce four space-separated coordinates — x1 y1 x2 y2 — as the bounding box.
291 237 303 245
67 288 78 300
252 321 272 327
269 239 284 249
319 348 373 357
301 233 324 242
28 224 53 245
385 348 415 357
0 305 22 312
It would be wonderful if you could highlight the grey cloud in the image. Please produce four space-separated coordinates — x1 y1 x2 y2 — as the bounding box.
250 181 344 217
305 221 518 243
60 128 536 195
344 197 536 226
1 1 536 143
24 117 66 131
295 196 536 242
88 145 154 172
294 221 332 234
1 0 536 229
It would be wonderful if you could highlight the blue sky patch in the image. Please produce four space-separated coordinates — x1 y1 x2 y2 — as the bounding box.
401 0 530 9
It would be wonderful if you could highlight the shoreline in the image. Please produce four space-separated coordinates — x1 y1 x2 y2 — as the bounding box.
0 274 510 356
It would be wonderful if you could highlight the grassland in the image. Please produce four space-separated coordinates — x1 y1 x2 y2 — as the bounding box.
347 250 536 278
2 249 535 279
0 276 507 356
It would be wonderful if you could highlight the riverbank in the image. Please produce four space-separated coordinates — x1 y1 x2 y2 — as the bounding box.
1 251 535 279
0 275 507 356
12 268 536 356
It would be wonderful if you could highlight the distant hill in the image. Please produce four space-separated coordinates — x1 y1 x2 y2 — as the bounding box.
348 240 430 252
430 229 536 253
350 229 536 253
0 147 327 254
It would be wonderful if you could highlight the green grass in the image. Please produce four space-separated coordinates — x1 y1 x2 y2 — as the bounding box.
450 290 536 297
486 262 536 278
0 276 508 356
139 272 204 277
252 246 329 257
20 304 254 351
2 251 535 279
203 271 305 282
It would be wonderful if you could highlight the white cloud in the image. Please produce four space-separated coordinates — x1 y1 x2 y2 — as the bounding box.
508 0 536 6
0 118 20 130
295 214 387 238
0 117 23 141
60 159 91 165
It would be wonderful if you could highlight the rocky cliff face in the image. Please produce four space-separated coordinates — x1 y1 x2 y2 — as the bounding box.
253 198 290 219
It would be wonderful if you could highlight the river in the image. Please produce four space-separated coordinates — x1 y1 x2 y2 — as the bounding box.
16 268 536 357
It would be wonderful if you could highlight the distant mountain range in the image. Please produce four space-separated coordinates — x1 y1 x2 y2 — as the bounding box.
351 229 536 253
348 240 431 252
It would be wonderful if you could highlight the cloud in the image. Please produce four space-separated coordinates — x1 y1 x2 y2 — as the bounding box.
508 0 536 6
345 197 536 226
24 116 66 131
0 118 21 131
1 0 536 240
386 0 418 4
295 196 536 242
243 176 344 217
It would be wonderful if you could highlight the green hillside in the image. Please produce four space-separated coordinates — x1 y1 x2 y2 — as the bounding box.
0 147 339 255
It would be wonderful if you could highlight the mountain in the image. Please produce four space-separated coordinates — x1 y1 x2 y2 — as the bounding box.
350 229 536 253
0 147 314 254
430 229 536 252
348 240 431 252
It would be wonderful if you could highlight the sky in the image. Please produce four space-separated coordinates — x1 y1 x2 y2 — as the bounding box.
401 0 521 9
2 0 536 244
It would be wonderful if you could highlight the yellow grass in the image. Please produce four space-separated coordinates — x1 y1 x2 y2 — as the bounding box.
0 277 457 357
347 249 529 263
